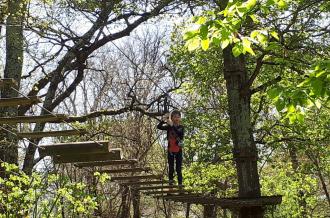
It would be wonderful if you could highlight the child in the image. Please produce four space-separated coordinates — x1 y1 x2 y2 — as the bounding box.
157 110 184 186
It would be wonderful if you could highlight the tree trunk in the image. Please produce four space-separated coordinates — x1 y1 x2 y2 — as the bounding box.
223 47 262 217
0 0 25 173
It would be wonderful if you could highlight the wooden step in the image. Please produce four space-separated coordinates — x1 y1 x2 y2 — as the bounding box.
0 96 41 107
121 180 169 186
144 189 189 195
0 78 18 89
135 185 182 191
39 141 110 156
110 174 163 182
53 148 122 164
99 167 151 174
17 129 87 139
0 114 68 124
75 159 138 168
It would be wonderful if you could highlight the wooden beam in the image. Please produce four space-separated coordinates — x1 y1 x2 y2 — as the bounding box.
134 185 182 191
53 149 122 164
0 78 18 89
159 195 282 207
75 159 138 168
215 195 283 209
154 193 202 199
17 129 87 139
111 174 163 181
39 141 111 156
144 189 189 195
0 114 68 124
0 96 42 107
99 167 151 174
121 180 169 186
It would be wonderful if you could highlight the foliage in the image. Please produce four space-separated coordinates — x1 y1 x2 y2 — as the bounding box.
183 0 284 55
0 162 98 217
267 60 330 123
261 161 324 218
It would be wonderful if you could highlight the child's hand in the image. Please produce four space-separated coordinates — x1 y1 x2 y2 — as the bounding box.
167 119 173 126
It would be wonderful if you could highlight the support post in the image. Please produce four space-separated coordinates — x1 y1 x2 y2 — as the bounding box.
203 204 216 218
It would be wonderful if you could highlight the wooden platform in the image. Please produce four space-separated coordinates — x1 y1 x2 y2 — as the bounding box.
0 114 68 124
53 149 122 164
160 195 282 208
0 96 42 107
17 129 87 139
39 141 111 156
75 159 138 168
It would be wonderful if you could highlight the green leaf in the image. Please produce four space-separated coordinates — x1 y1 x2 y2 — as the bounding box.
256 33 268 46
196 16 207 25
270 31 279 40
310 78 323 96
186 38 200 51
267 87 282 99
278 0 287 9
245 0 257 9
275 100 285 111
314 100 322 109
201 39 210 51
250 30 259 39
232 44 242 57
183 31 197 40
242 38 255 55
199 25 208 39
221 39 230 49
249 14 259 23
296 113 304 123
287 104 295 113
212 37 221 46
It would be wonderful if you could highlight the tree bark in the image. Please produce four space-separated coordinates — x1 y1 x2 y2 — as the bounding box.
223 47 263 217
0 0 25 173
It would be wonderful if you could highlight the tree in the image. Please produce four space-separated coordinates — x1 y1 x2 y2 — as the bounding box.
0 0 183 174
182 0 329 217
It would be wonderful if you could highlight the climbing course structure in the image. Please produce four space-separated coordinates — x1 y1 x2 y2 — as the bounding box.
0 78 282 218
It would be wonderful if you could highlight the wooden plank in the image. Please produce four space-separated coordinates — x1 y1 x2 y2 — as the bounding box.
0 78 18 89
216 195 283 209
121 180 169 186
0 114 68 124
0 96 42 107
111 174 163 181
155 193 203 199
135 185 182 191
99 167 151 174
158 195 282 207
75 159 138 168
17 129 87 139
53 149 122 164
144 189 189 195
39 141 110 156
